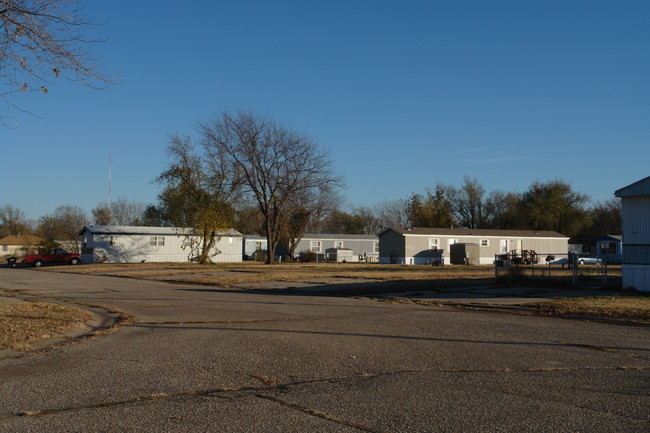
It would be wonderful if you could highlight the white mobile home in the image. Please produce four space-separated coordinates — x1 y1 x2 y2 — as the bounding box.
296 234 379 262
615 176 650 292
79 225 243 264
242 235 268 260
379 227 569 265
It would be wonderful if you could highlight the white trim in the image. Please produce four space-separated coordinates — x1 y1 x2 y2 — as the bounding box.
401 233 568 241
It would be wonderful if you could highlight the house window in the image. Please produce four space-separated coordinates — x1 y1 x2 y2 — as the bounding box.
480 239 490 247
600 242 616 254
335 241 344 248
310 241 322 253
150 237 165 246
429 238 439 250
374 241 379 253
2 245 7 252
109 236 115 246
500 240 508 253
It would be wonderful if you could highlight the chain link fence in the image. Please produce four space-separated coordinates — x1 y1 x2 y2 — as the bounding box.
494 252 621 289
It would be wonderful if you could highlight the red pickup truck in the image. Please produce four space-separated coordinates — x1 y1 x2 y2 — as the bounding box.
23 248 82 267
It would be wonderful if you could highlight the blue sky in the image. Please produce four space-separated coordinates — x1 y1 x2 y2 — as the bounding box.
1 0 649 221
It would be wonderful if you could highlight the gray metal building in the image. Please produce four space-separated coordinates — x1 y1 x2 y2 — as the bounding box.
379 227 568 265
615 176 650 291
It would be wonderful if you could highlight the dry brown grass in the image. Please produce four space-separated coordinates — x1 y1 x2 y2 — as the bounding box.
41 262 495 286
530 296 650 321
0 301 93 351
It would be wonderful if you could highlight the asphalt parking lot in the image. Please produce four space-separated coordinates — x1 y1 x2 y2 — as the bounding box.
0 267 648 432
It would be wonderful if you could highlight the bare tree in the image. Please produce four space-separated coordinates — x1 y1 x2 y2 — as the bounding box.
374 199 410 230
445 176 488 229
92 197 146 226
0 204 29 236
37 204 89 252
200 110 343 264
0 0 114 124
351 205 383 235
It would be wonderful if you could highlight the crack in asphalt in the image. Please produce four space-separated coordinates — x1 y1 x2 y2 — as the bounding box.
3 366 647 422
137 319 279 325
256 394 387 433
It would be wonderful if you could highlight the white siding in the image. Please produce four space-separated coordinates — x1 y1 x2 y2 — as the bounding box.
83 232 242 263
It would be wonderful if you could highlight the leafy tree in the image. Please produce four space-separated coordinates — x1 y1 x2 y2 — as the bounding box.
320 210 365 234
91 205 112 226
140 204 173 228
406 185 454 227
0 204 29 237
516 180 589 237
0 0 115 124
573 198 622 244
200 110 342 264
483 190 521 229
234 205 265 236
587 198 621 236
156 133 239 264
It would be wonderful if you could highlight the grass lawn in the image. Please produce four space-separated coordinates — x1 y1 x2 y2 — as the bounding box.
41 261 497 287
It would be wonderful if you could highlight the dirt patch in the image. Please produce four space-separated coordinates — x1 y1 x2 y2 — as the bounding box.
0 301 93 351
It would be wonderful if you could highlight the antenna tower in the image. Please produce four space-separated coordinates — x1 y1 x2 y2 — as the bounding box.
108 153 112 208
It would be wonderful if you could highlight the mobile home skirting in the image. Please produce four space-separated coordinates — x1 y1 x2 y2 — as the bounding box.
622 264 650 292
379 255 494 265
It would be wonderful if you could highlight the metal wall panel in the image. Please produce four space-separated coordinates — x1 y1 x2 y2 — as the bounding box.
621 196 650 245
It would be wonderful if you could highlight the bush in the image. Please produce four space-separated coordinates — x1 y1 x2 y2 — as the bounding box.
301 251 317 262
